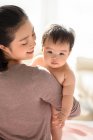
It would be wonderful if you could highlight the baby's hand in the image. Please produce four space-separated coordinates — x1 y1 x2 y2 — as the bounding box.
52 111 65 128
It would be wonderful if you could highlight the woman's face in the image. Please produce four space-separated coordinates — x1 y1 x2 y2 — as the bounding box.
4 20 36 61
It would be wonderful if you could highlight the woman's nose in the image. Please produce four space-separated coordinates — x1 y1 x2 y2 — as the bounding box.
33 41 36 47
30 41 36 47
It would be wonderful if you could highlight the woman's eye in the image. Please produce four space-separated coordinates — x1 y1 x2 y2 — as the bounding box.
22 42 28 45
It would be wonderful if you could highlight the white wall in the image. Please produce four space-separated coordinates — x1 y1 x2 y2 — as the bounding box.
57 0 93 58
1 0 93 59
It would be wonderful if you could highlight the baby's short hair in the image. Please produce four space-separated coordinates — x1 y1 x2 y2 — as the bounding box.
42 24 75 51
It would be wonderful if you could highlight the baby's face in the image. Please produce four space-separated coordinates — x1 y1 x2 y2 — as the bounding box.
43 39 70 68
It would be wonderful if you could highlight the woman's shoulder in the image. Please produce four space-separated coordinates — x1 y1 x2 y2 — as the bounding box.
21 63 50 76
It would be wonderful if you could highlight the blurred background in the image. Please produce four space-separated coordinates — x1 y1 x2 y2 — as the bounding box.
1 0 93 121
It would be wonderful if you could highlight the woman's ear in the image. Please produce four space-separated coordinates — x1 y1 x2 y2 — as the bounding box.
0 45 5 50
0 45 10 53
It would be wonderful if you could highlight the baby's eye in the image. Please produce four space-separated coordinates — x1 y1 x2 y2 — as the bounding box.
46 51 53 54
59 52 64 55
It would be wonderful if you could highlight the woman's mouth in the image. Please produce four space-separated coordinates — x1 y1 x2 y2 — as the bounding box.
27 51 34 54
27 49 34 54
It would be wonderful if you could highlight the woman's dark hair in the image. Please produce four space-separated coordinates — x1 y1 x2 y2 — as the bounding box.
42 24 75 51
0 5 28 71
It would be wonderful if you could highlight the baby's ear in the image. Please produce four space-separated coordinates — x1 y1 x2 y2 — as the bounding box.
69 49 72 55
42 46 43 51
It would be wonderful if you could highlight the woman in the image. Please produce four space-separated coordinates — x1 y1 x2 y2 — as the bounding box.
0 5 62 140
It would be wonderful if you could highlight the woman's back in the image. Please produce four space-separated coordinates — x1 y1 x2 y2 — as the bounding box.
0 64 62 140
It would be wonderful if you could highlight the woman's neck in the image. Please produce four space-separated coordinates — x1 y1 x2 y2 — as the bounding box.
8 60 20 68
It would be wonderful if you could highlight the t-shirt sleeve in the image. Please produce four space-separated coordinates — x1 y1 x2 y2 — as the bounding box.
40 69 62 111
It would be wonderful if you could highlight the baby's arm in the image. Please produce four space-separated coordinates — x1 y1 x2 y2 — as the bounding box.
31 55 44 67
60 70 75 125
50 72 75 140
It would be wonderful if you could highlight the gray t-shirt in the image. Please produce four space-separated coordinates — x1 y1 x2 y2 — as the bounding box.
0 64 62 140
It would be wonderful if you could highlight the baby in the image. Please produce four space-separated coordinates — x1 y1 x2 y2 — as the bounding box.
32 24 80 140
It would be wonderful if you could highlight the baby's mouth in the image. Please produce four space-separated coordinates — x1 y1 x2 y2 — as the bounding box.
51 61 58 64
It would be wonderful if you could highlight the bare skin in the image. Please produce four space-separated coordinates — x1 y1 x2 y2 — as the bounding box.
32 40 75 140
